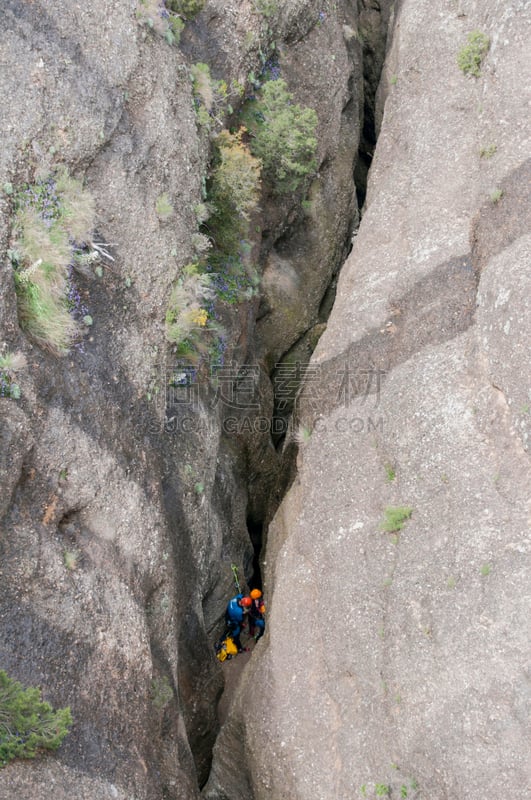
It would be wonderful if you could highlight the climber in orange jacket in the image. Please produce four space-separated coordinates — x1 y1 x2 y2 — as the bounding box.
248 588 266 641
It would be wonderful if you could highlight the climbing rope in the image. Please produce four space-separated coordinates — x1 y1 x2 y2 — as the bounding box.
230 563 241 593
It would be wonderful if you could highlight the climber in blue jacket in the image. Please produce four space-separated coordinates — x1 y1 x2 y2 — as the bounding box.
225 594 252 653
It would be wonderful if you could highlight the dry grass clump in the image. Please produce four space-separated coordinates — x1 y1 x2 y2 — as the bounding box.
11 172 95 355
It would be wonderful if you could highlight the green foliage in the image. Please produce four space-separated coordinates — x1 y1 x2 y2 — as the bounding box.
480 143 497 159
150 676 174 710
207 256 258 304
457 30 490 77
54 170 95 243
242 78 318 194
63 549 80 571
166 0 205 18
136 0 185 44
480 563 492 577
165 269 220 362
490 188 503 203
193 202 210 224
191 62 213 109
191 63 229 129
156 192 174 220
0 670 72 768
0 351 25 400
11 172 95 355
252 0 279 17
380 506 413 532
384 463 396 482
375 785 390 797
211 129 261 221
294 424 312 445
207 128 261 254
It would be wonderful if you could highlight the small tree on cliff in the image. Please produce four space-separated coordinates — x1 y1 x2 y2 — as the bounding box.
0 670 72 768
242 78 318 194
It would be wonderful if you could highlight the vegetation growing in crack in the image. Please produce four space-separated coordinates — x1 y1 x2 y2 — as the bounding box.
156 192 174 220
170 62 319 368
207 127 261 252
457 31 490 77
191 62 220 128
191 63 241 131
166 0 205 18
242 78 318 194
0 670 72 768
136 0 186 45
384 463 396 482
380 506 413 532
165 264 220 365
165 128 261 366
0 350 25 399
9 171 95 356
480 143 497 159
361 775 420 799
63 548 81 571
251 0 279 17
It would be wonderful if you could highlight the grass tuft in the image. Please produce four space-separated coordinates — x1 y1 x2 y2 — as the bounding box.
10 173 95 355
156 192 174 220
380 506 413 532
457 30 490 77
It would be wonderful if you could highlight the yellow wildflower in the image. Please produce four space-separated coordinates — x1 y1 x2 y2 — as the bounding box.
191 308 208 327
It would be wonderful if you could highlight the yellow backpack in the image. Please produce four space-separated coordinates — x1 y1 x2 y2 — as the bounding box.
215 636 238 662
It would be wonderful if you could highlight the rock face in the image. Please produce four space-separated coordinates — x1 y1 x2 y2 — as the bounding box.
0 1 363 798
204 2 531 799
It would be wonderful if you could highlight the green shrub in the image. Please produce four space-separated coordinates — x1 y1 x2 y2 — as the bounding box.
191 62 229 129
156 192 174 220
191 62 214 109
10 172 95 355
63 548 81 571
380 506 413 532
252 0 279 17
0 670 72 768
166 0 205 19
136 1 185 45
0 351 25 400
165 127 259 365
207 127 261 254
165 269 219 362
457 31 490 77
242 78 318 194
384 463 396 482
